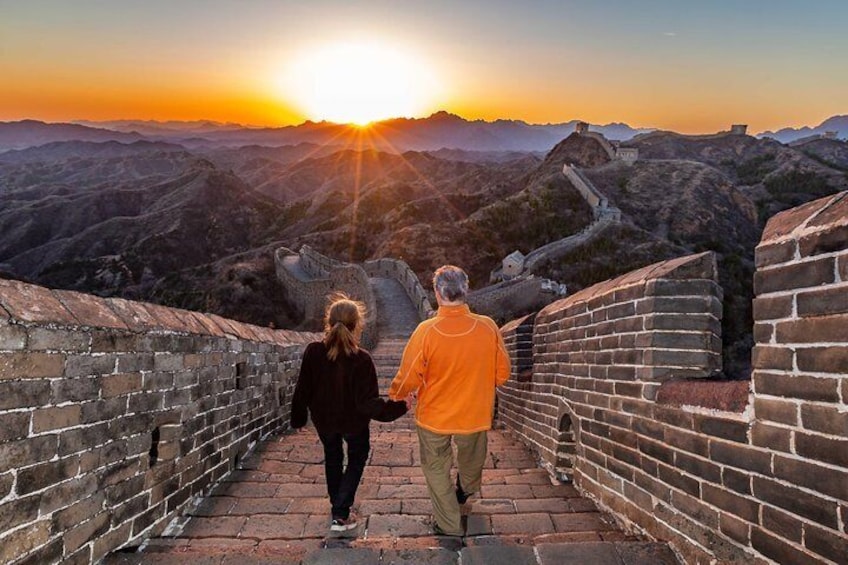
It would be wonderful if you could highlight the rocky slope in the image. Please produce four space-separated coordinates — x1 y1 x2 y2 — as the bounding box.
2 131 846 376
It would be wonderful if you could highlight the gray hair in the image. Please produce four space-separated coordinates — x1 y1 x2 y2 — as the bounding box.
433 265 469 302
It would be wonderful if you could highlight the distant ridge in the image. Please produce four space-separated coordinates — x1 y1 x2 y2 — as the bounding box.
1 113 654 153
0 119 143 151
758 115 848 143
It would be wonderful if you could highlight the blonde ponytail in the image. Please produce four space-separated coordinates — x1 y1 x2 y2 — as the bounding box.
324 295 365 361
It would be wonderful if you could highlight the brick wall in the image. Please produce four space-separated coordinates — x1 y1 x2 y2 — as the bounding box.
274 246 377 348
0 278 318 564
363 258 434 320
497 191 848 564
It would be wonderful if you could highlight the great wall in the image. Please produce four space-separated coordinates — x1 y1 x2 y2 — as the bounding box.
1 179 846 561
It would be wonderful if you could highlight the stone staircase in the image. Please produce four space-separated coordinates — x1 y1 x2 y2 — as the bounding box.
104 426 679 565
368 276 422 392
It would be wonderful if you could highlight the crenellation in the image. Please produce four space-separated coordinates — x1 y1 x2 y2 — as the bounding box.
498 194 848 563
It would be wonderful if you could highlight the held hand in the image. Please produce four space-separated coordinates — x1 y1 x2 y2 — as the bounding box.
404 394 415 410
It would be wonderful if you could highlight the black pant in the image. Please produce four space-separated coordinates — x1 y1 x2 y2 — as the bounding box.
318 427 370 519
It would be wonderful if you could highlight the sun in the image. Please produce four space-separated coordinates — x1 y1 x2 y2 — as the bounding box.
285 40 441 126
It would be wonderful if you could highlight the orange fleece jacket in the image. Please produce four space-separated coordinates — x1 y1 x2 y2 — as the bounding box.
389 304 511 434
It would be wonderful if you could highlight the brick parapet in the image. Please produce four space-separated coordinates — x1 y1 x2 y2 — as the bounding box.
0 278 319 564
274 246 378 348
498 191 848 564
362 258 434 320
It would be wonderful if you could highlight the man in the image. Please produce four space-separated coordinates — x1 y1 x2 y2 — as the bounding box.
389 265 511 536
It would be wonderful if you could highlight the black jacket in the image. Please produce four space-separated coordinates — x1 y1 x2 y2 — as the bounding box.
290 341 407 434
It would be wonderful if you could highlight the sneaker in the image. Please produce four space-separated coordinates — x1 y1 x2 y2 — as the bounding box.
330 512 358 532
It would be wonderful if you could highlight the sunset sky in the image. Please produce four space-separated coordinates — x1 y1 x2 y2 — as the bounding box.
1 0 846 133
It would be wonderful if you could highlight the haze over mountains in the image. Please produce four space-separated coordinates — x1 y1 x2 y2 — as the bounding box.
1 112 847 376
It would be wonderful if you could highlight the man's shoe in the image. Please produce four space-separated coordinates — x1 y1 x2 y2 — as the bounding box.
432 522 463 537
330 512 358 532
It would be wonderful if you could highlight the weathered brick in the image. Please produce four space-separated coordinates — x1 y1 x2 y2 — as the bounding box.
695 416 748 443
0 352 65 379
754 257 835 296
799 223 848 257
674 451 721 483
721 467 751 495
16 456 80 495
719 512 750 545
64 354 116 377
752 295 794 322
0 495 39 532
52 491 106 531
751 345 793 370
797 285 848 317
59 424 108 456
32 405 82 433
91 521 132 562
13 538 63 565
153 353 185 372
801 403 848 435
644 313 720 333
751 527 820 565
762 505 802 543
664 428 707 455
80 397 128 424
753 476 838 528
51 376 100 403
646 278 721 298
755 239 797 268
26 327 90 352
805 522 848 564
753 372 839 402
637 296 718 315
776 315 848 344
101 372 142 398
644 349 718 370
0 380 50 410
840 253 848 281
0 411 30 442
773 454 848 501
646 331 714 350
796 346 848 373
657 463 699 496
0 520 51 565
750 422 791 452
753 322 773 344
753 397 798 425
116 353 154 373
39 474 99 515
702 484 759 522
795 432 848 467
0 324 27 349
62 511 111 554
710 441 771 474
0 434 58 473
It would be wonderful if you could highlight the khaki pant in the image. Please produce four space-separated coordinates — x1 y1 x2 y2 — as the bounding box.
417 426 488 535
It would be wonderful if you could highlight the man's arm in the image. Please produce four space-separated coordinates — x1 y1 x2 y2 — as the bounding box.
388 325 427 400
354 356 408 422
493 322 511 387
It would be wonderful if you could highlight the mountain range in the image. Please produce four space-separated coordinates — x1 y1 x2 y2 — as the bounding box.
1 115 847 377
1 113 654 153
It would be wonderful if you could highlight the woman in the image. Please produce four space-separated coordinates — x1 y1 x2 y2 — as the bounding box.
290 295 409 532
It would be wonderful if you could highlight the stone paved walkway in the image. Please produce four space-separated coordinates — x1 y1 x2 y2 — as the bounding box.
105 416 678 564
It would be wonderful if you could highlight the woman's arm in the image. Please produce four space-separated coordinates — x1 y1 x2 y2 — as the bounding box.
354 356 408 422
290 344 316 428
